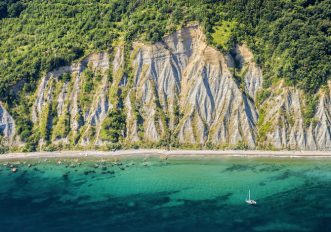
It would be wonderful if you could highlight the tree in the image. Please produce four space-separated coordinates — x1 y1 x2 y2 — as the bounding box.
7 2 24 18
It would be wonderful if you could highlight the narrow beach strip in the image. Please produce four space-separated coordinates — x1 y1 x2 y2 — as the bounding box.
1 149 331 161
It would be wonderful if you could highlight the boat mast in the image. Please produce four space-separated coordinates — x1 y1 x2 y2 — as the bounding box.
248 189 250 201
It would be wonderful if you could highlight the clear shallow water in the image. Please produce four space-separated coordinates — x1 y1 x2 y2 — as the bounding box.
0 156 331 232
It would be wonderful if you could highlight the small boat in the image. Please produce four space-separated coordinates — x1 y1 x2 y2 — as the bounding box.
245 189 257 205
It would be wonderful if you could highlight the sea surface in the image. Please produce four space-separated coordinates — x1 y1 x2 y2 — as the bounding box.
0 155 330 232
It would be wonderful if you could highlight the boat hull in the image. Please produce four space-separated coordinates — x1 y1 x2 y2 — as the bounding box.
246 200 257 205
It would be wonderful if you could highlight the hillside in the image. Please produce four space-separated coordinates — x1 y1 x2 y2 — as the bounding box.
0 0 330 152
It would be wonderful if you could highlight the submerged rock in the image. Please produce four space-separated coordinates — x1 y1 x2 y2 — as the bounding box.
62 172 70 179
84 170 96 175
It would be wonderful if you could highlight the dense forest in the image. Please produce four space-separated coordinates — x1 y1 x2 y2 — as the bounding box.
225 0 330 93
0 0 25 19
0 0 330 150
0 0 330 100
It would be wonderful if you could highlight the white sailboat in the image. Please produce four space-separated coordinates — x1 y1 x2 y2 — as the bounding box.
245 189 257 205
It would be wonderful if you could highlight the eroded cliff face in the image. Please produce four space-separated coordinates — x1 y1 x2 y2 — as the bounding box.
0 104 15 142
127 27 261 148
260 81 331 150
1 25 330 150
31 52 113 146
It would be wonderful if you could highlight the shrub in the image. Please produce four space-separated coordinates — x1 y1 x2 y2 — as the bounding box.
234 141 249 150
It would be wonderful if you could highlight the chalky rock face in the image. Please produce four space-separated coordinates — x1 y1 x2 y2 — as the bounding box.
314 83 331 150
260 81 331 150
2 25 330 150
128 26 260 147
0 103 15 141
234 44 263 99
31 52 112 145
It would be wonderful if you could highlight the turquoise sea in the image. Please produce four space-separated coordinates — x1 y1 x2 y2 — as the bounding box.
0 155 331 232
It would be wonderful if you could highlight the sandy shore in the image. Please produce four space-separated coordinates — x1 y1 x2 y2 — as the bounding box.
1 149 331 161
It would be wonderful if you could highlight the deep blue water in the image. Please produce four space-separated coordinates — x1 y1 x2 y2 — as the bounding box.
0 156 331 232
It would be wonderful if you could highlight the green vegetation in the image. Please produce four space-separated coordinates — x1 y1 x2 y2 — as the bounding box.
223 0 330 94
256 108 273 146
212 20 237 51
1 0 329 102
59 72 71 83
256 89 271 107
39 104 51 141
0 136 9 154
79 68 102 114
234 141 249 150
52 109 71 140
0 0 329 150
135 104 145 140
100 81 126 144
100 109 126 143
302 96 318 127
0 0 25 20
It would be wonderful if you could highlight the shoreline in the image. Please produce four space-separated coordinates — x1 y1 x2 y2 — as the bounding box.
1 149 331 161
